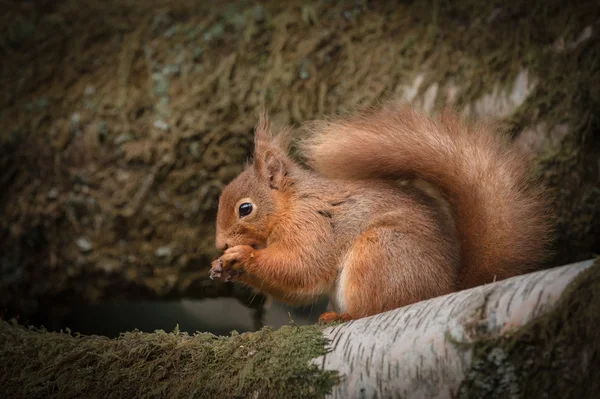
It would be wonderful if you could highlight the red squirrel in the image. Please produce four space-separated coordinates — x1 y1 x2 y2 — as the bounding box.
209 103 553 323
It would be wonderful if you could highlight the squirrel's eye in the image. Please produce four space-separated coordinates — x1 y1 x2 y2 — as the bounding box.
238 202 253 218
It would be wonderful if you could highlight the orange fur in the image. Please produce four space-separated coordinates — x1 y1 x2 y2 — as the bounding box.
211 103 554 322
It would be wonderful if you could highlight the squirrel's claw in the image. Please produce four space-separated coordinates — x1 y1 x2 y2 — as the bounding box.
210 245 255 282
209 259 224 281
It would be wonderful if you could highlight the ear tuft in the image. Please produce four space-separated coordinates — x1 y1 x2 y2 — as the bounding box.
254 107 271 152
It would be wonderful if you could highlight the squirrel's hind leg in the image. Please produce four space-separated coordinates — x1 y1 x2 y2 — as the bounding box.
334 212 460 320
317 311 353 324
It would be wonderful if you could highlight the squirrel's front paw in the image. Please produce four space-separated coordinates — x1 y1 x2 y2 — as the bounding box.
210 245 255 282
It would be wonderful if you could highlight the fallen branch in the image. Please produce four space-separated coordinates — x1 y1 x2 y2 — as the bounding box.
1 259 597 398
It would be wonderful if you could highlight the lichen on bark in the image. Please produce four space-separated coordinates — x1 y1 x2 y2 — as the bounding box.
457 258 600 398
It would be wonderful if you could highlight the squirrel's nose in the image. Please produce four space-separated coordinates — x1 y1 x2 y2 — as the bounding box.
215 237 228 251
217 242 228 251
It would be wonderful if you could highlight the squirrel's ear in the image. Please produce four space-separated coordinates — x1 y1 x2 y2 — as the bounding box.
256 148 290 190
253 111 291 190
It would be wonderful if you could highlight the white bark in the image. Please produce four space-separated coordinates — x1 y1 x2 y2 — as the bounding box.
312 259 595 398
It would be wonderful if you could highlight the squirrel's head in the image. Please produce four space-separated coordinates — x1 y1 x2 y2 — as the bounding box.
214 112 294 252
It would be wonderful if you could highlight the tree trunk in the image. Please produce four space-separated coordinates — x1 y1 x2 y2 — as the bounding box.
2 258 598 398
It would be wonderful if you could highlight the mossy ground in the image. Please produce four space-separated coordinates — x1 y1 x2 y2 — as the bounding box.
458 258 600 398
0 320 337 399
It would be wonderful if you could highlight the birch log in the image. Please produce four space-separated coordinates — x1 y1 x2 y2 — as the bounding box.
313 258 598 398
1 259 597 398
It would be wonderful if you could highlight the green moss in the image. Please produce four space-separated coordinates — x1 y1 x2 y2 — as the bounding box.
457 258 600 398
0 322 338 398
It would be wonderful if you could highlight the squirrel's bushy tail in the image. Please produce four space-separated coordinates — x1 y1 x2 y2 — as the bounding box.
301 103 553 288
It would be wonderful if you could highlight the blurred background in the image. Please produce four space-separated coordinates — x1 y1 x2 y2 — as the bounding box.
1 0 598 338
